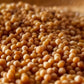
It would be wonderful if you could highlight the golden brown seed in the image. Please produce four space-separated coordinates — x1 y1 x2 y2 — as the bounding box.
43 55 50 61
55 39 61 45
44 74 51 81
41 80 48 84
0 59 6 66
2 46 8 52
74 75 83 83
73 57 80 63
54 56 61 62
43 39 50 46
42 51 48 55
16 42 22 47
58 68 66 74
22 46 28 51
23 54 30 60
6 56 12 61
11 38 17 44
0 66 3 72
47 68 53 74
40 69 46 77
7 71 14 79
63 46 69 51
16 27 22 34
38 58 43 63
32 67 38 73
43 62 51 68
36 46 45 53
60 75 67 80
35 71 40 76
13 61 21 67
69 70 75 74
5 26 11 31
11 44 16 50
21 73 29 83
69 53 75 58
62 80 68 84
70 49 77 54
16 79 23 84
35 76 41 81
2 78 8 83
54 80 61 84
14 54 20 60
57 60 65 68
5 49 12 55
77 61 84 68
27 62 34 69
51 73 57 79
23 66 29 72
48 58 54 64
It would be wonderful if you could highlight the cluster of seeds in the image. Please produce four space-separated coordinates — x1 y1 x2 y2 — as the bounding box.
0 2 84 84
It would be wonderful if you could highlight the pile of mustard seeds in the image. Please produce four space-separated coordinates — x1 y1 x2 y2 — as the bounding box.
0 2 84 84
